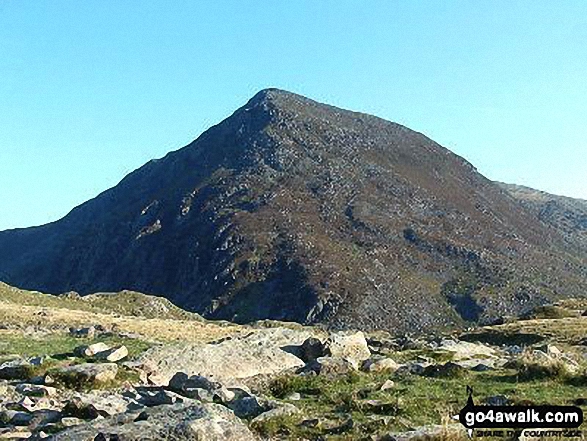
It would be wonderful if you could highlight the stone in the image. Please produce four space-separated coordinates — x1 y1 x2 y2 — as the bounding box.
0 360 32 381
228 395 270 418
15 384 58 397
421 362 467 379
362 357 400 373
168 373 234 403
470 363 493 372
97 346 129 363
380 380 395 391
485 395 509 406
54 363 118 386
395 362 428 376
251 403 300 424
15 397 36 412
62 395 130 420
438 339 498 360
28 357 44 366
536 344 562 356
74 342 111 358
69 327 96 339
0 430 33 439
136 327 317 386
324 331 371 369
52 403 256 440
361 399 399 414
139 390 183 407
0 410 33 426
27 409 62 430
61 417 83 427
299 337 326 362
378 423 466 441
285 392 301 401
298 356 356 376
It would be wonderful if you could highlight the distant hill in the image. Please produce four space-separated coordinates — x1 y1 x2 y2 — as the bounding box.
0 89 585 332
498 183 587 251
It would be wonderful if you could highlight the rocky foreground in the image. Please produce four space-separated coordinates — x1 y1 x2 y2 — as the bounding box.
3 284 587 439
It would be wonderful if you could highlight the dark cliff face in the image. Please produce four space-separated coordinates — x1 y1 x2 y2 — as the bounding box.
1 89 585 333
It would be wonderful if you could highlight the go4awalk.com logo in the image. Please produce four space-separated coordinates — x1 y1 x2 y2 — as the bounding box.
457 387 583 438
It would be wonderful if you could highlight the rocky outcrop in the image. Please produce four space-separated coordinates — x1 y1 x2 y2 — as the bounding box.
135 327 320 386
52 403 257 441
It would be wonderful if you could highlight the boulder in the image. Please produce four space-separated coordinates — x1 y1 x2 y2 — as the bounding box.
52 403 257 441
135 327 319 386
298 356 356 376
0 360 33 381
96 346 129 363
251 403 300 424
380 380 395 391
324 331 371 369
0 410 33 427
61 417 83 428
421 362 467 379
74 342 111 358
69 327 96 339
53 363 118 387
168 373 234 403
362 357 400 373
139 390 183 407
299 337 326 362
15 384 58 397
228 395 271 418
438 339 497 360
484 395 509 406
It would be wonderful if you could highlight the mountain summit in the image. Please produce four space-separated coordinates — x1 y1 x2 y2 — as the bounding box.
1 89 585 332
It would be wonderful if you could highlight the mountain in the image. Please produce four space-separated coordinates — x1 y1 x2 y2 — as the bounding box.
0 89 585 332
498 183 587 251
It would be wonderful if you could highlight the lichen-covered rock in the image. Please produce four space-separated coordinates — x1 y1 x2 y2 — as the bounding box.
74 342 110 358
324 331 371 368
362 357 400 373
52 403 257 441
53 363 118 387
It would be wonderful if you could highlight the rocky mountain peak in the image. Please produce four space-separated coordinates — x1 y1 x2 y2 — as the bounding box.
0 91 585 333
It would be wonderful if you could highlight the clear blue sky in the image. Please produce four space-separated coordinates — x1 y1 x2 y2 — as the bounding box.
1 1 586 230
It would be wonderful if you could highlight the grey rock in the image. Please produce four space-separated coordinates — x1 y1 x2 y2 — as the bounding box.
228 395 270 418
0 360 32 381
362 357 400 373
168 373 234 403
15 384 57 397
324 331 371 369
54 363 118 386
74 342 111 358
298 356 356 376
69 327 96 339
1 410 33 426
484 395 509 406
61 417 83 427
139 390 183 407
251 403 300 423
299 337 326 362
96 346 129 363
52 402 256 440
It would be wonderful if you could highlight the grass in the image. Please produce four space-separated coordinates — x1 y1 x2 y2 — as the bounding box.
255 364 587 440
0 281 242 345
0 330 151 360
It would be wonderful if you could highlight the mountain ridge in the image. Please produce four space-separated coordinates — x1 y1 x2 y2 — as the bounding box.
1 89 585 333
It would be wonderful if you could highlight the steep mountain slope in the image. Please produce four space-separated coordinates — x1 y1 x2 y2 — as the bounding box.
0 89 585 332
499 183 587 251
